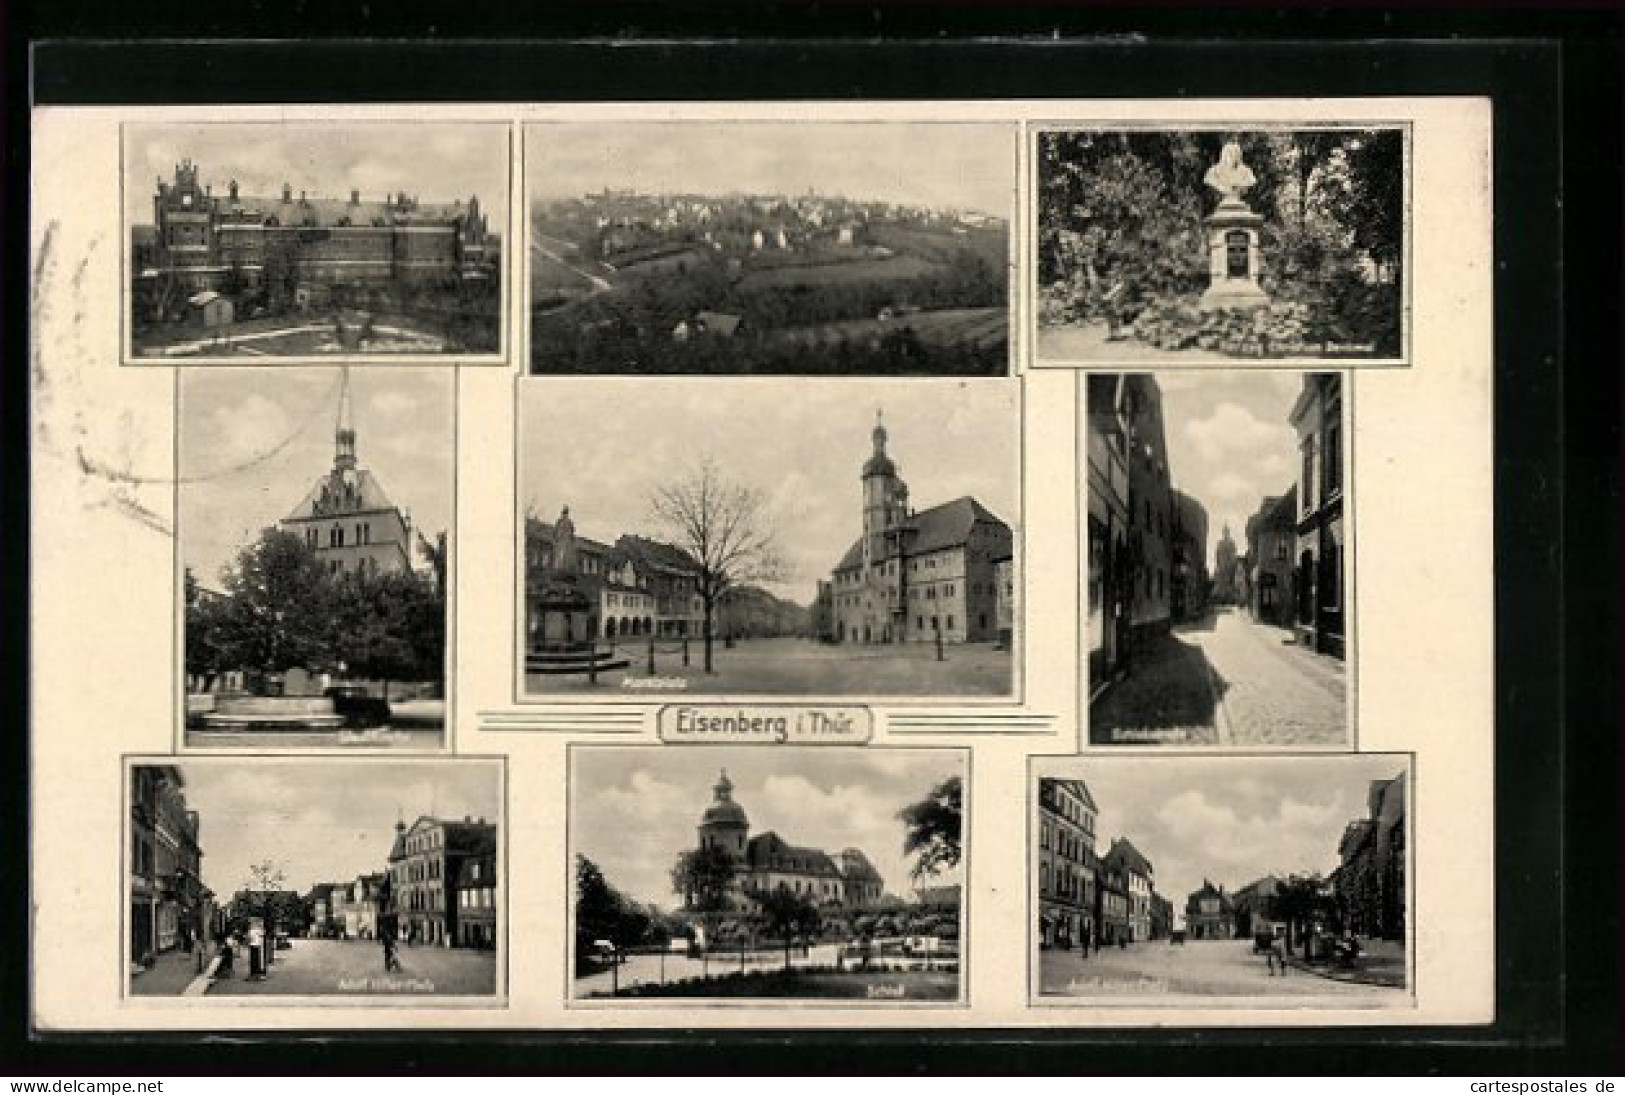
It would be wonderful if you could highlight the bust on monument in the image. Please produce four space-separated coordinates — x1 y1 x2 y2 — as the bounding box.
1204 141 1257 202
1198 139 1271 312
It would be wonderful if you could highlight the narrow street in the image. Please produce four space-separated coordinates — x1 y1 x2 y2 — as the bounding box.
1040 939 1401 999
1093 608 1346 746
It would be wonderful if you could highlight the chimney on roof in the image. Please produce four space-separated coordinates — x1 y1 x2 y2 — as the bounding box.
299 190 307 204
282 183 292 203
464 815 472 823
228 179 239 201
351 188 360 206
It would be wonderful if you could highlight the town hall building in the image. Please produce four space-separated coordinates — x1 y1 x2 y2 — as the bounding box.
825 413 1013 645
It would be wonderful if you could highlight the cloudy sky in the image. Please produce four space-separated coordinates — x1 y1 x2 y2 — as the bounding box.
520 379 1019 605
528 122 1015 216
1044 755 1406 927
1154 371 1310 572
180 368 454 588
156 761 501 898
572 748 965 910
126 123 509 225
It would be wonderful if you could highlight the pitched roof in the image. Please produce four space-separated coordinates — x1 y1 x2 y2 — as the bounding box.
1105 837 1154 878
905 496 1009 555
211 193 477 231
746 832 840 877
614 534 701 575
832 537 864 573
284 469 401 522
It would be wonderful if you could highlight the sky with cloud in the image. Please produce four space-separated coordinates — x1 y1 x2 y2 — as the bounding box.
528 122 1015 217
1043 755 1406 927
520 378 1019 605
1153 371 1310 572
127 123 509 226
571 748 965 910
157 761 501 898
179 368 454 587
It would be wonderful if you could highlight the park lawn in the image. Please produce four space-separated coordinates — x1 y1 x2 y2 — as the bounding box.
601 967 961 1000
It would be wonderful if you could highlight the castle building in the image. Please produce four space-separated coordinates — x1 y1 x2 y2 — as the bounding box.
279 370 417 578
690 771 884 911
134 159 498 312
827 413 1013 645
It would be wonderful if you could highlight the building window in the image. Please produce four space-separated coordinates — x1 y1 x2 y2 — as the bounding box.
1323 405 1343 499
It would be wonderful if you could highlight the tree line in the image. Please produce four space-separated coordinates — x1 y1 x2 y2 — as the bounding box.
186 528 446 695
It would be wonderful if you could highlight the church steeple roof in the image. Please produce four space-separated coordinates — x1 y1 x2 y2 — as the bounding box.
335 367 357 473
862 408 898 479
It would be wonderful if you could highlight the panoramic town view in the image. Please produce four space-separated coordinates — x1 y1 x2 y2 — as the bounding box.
1087 371 1347 745
128 760 500 998
528 122 1011 375
181 367 450 747
571 748 964 1001
1037 127 1404 362
1035 755 1408 1002
520 378 1018 698
127 124 505 358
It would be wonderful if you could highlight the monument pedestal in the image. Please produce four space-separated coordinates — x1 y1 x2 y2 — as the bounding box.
1199 197 1271 312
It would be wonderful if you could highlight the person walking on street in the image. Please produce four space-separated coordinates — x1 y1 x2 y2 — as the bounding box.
1267 934 1288 977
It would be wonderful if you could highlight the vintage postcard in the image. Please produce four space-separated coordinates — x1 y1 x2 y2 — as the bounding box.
1084 371 1351 747
527 121 1013 377
178 366 453 750
1032 124 1409 367
125 756 504 1003
1031 753 1411 1007
31 97 1492 1033
125 121 510 364
567 745 966 1006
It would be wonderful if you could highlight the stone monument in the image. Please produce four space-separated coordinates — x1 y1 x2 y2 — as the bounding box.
1198 140 1271 312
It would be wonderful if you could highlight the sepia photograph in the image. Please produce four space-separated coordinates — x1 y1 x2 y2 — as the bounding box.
126 123 507 360
181 366 451 747
1034 754 1409 1004
1036 126 1405 363
126 758 501 999
570 747 965 1003
1086 371 1348 746
519 378 1018 699
527 121 1012 376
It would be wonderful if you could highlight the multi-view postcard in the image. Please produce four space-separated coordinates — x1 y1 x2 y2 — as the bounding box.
517 377 1019 701
178 366 452 749
569 746 965 1004
125 122 509 362
1034 126 1407 366
527 121 1013 377
1032 754 1411 1007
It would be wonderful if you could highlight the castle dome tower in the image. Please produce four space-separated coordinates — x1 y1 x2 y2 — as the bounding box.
697 769 749 860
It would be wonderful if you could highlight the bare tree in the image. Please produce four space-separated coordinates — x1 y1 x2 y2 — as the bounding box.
650 458 782 674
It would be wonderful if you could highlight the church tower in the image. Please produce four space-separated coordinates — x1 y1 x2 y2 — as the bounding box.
861 411 909 571
1215 524 1238 603
696 769 750 861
